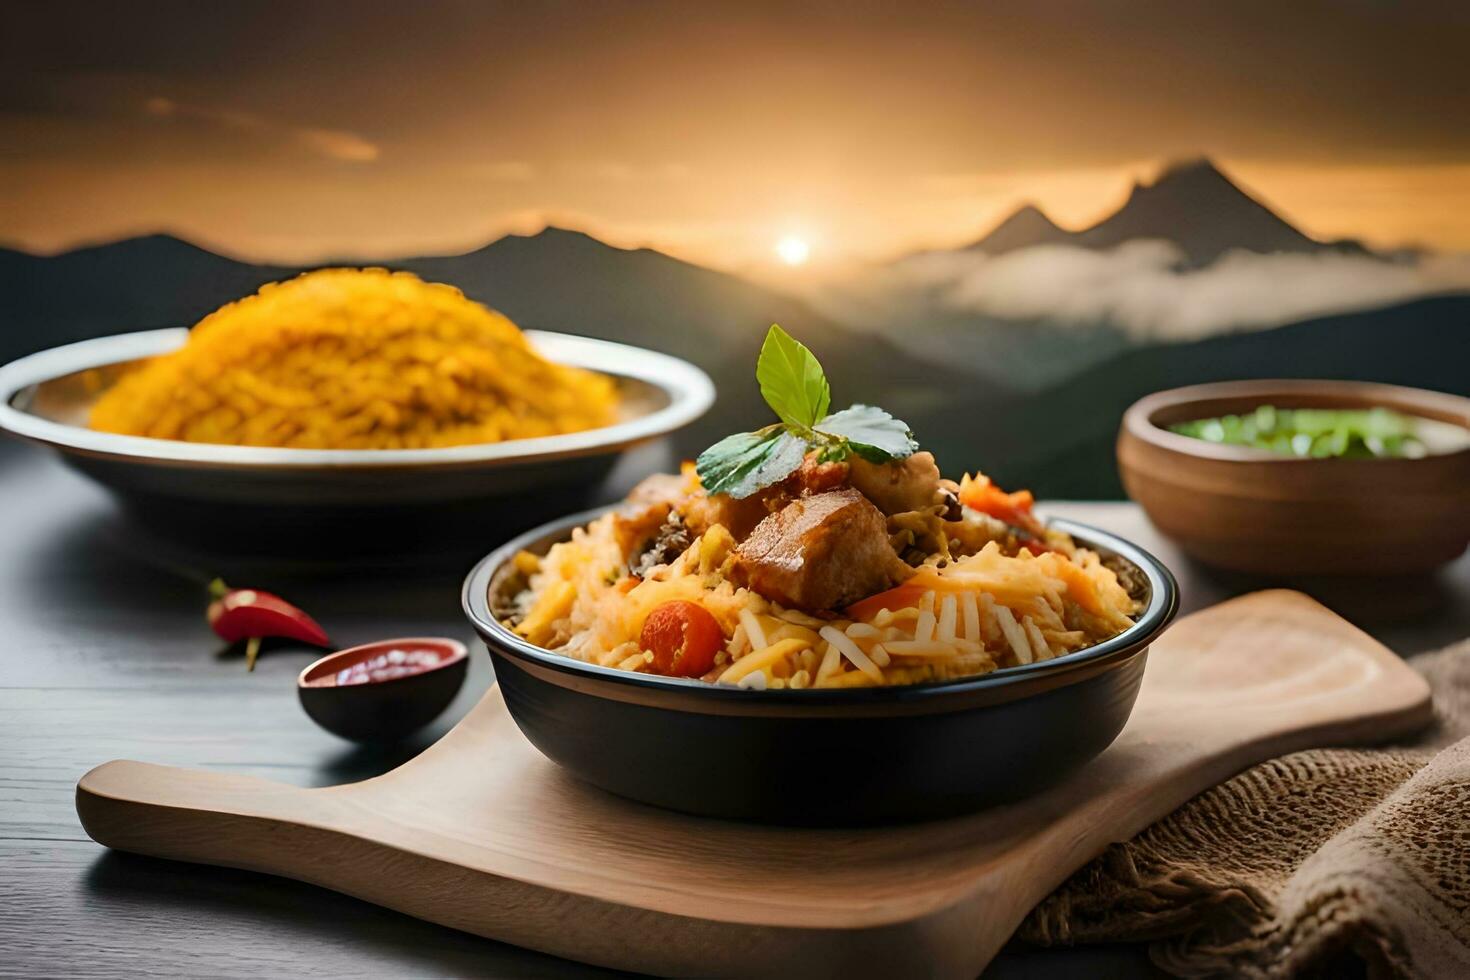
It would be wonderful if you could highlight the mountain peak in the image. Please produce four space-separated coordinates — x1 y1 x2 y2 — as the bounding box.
27 232 212 262
967 202 1072 254
997 203 1061 231
945 157 1357 268
1151 157 1227 185
1122 158 1244 209
446 224 605 260
1079 158 1321 266
526 225 598 243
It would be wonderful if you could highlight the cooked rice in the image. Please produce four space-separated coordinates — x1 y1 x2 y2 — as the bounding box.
505 510 1140 689
90 268 618 448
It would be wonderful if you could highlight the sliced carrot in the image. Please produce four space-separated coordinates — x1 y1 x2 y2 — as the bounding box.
845 583 929 622
1039 555 1105 616
958 473 1047 539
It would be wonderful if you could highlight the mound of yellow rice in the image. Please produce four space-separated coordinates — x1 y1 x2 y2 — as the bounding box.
90 268 618 449
508 512 1139 689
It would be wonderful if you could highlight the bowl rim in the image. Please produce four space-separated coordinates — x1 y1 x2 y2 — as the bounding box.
297 636 469 689
1123 378 1470 464
0 328 715 469
462 505 1178 705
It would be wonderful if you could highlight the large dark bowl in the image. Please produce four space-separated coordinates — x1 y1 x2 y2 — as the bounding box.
463 509 1177 824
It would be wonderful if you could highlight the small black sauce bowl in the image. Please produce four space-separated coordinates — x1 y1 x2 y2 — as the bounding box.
297 637 469 743
463 508 1177 825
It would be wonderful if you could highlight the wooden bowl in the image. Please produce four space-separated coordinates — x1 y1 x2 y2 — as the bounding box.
1118 380 1470 576
298 637 468 743
462 507 1177 825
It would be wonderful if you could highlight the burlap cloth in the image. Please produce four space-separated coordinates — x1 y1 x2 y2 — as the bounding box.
1020 638 1470 979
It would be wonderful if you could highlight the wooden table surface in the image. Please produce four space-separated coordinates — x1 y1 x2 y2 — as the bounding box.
2 437 1466 978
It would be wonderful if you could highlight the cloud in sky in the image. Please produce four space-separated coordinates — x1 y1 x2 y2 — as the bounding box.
821 241 1470 342
294 127 379 163
143 96 379 163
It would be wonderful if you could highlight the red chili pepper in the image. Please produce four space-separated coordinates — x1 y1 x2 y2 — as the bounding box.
207 579 330 671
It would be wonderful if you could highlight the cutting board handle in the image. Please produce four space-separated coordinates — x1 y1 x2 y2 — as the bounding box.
77 760 338 868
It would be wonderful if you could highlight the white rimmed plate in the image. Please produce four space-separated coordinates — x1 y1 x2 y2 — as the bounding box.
0 329 713 560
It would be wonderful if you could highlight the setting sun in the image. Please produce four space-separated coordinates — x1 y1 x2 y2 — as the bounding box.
775 236 811 266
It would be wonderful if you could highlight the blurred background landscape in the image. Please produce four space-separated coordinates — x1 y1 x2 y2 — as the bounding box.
4 1 1468 496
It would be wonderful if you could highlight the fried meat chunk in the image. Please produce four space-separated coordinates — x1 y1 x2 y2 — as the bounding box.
732 488 911 611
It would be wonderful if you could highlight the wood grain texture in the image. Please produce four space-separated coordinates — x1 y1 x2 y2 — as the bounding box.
76 590 1432 979
5 437 1466 978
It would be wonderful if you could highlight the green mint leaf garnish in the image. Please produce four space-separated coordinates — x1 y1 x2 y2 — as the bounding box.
695 427 807 498
756 324 830 429
695 327 919 498
816 405 918 463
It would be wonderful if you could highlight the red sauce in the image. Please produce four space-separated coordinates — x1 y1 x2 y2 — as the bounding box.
306 647 446 687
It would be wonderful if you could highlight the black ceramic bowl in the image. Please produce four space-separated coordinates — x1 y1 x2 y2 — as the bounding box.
298 637 469 743
463 509 1177 824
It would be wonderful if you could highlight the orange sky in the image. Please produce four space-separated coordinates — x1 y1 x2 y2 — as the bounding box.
5 2 1469 272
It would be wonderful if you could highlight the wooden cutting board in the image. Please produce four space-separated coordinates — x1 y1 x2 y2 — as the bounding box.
76 590 1432 979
